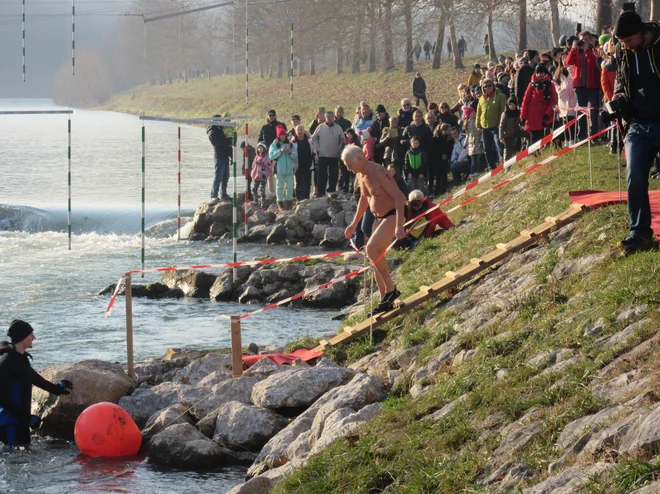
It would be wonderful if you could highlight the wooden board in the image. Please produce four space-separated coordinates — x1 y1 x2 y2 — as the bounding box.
311 204 587 353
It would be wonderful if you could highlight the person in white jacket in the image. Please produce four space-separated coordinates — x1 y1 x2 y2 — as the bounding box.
553 55 577 145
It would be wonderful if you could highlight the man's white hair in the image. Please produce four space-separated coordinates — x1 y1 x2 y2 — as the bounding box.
341 144 364 163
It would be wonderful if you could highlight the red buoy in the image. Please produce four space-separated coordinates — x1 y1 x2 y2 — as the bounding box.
74 402 142 458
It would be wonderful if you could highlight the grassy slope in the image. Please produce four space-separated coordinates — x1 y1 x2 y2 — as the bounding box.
102 56 485 133
270 144 660 493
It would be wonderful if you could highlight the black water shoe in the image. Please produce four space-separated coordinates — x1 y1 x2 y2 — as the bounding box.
618 233 658 255
373 288 401 314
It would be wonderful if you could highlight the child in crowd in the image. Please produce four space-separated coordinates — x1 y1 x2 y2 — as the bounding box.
499 97 522 161
463 106 485 178
404 136 427 192
358 127 375 161
251 142 272 208
387 163 408 195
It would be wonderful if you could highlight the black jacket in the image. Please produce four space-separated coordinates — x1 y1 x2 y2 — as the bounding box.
371 113 390 164
514 64 534 106
258 120 287 147
335 117 352 132
207 126 232 158
0 342 61 425
614 21 660 123
412 77 427 97
397 107 418 129
403 123 433 151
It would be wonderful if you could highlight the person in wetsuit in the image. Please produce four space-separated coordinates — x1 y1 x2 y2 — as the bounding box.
343 144 407 313
0 320 73 446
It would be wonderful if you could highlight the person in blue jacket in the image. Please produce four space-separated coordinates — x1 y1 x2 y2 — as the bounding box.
269 126 298 210
0 320 73 446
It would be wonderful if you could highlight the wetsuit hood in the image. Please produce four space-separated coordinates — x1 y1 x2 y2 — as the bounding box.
0 341 31 359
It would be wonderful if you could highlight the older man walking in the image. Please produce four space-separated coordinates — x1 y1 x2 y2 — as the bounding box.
312 110 344 197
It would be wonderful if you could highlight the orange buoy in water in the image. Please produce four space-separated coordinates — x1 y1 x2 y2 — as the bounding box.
74 402 142 458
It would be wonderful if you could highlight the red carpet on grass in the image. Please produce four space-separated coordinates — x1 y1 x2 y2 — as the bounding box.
242 348 323 367
569 190 660 240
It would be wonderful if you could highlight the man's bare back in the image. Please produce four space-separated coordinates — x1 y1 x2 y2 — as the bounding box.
358 161 397 218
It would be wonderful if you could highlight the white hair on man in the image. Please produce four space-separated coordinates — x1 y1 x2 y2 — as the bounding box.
341 143 364 163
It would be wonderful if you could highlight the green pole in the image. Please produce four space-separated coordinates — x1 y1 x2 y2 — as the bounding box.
232 126 238 280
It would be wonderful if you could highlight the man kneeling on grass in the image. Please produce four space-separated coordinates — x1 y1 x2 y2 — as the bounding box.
393 190 454 250
343 144 406 313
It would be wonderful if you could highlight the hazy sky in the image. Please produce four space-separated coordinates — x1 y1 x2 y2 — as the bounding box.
0 0 125 97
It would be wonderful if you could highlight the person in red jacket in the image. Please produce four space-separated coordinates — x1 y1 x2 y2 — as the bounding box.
393 190 454 250
566 31 601 140
520 64 558 145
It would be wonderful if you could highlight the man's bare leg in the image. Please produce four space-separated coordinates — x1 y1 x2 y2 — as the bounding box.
366 216 396 298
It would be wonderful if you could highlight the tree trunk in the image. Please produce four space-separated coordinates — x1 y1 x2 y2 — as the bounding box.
518 0 527 52
310 48 316 76
596 0 612 33
258 56 264 79
549 0 560 48
382 0 395 71
277 55 284 78
447 3 464 69
352 8 365 73
268 57 273 78
298 48 304 76
336 36 344 74
432 10 445 70
652 0 660 21
368 2 377 72
404 2 414 73
487 12 497 62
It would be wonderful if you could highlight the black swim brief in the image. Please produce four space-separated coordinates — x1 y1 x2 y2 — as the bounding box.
375 209 396 219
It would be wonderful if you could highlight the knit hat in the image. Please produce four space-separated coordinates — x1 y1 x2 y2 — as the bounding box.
374 104 385 113
614 11 643 39
8 320 33 345
267 109 277 116
526 49 539 61
598 34 612 45
559 35 567 47
507 97 518 106
497 72 509 82
462 106 475 119
276 125 287 138
535 64 549 75
256 141 268 152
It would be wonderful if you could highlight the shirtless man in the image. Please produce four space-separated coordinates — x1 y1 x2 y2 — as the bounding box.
342 145 407 313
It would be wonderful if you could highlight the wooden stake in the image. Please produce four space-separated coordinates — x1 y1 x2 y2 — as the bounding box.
230 315 243 378
125 273 136 379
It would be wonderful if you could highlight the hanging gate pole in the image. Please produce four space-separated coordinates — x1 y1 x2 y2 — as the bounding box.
177 126 182 241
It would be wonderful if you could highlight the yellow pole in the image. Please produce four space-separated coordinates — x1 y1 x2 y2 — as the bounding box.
230 315 243 378
125 273 136 379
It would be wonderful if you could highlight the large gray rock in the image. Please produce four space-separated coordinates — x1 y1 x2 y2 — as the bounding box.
32 359 136 439
191 200 234 236
209 272 234 301
142 403 194 439
522 462 613 494
148 423 225 468
213 401 289 452
266 224 287 244
238 285 263 304
226 476 274 494
252 363 355 409
249 209 275 227
297 197 330 221
619 406 660 455
630 482 660 494
243 357 290 378
174 352 232 385
118 381 184 428
557 405 629 451
309 403 381 455
192 376 259 423
319 227 347 248
303 277 356 309
132 358 189 386
241 224 271 243
162 270 218 298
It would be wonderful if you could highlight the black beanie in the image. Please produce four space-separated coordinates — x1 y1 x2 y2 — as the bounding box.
535 64 549 75
8 320 34 344
615 11 644 39
507 97 518 106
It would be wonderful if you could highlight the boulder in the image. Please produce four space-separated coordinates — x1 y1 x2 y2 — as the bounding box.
238 285 263 304
243 358 289 378
251 365 355 409
619 406 660 455
118 381 184 428
209 221 229 237
309 402 381 455
522 462 613 494
142 403 194 439
319 227 347 248
297 197 330 221
240 225 271 243
330 211 346 228
191 201 234 236
197 370 232 389
148 423 225 468
164 348 210 361
209 272 234 301
132 358 188 385
278 264 302 283
213 401 289 452
174 353 232 385
303 279 356 309
311 224 326 241
227 476 274 494
162 270 218 298
249 209 275 227
557 405 629 451
192 376 260 425
32 359 136 439
266 224 287 244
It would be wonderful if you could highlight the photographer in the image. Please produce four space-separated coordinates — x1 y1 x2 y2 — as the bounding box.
611 10 660 254
566 31 601 140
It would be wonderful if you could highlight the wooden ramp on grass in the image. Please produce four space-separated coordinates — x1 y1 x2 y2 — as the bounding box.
313 204 588 353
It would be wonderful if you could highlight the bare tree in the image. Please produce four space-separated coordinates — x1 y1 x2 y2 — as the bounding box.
447 0 464 69
549 0 561 46
382 0 395 71
403 1 414 72
518 0 528 51
352 7 366 73
596 0 612 32
432 5 446 70
367 0 378 73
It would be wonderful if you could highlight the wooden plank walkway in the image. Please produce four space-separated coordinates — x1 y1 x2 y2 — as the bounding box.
313 204 588 352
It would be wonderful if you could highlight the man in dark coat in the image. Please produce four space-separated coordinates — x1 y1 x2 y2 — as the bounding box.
412 72 428 111
207 115 233 201
514 50 539 105
258 109 287 150
371 104 390 164
0 321 73 446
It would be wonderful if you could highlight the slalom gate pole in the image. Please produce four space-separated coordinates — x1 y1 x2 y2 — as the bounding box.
141 122 146 277
616 124 622 202
22 0 25 81
588 107 593 189
244 123 249 236
232 125 238 280
71 0 75 75
245 0 248 104
177 126 181 241
290 23 294 99
68 116 72 250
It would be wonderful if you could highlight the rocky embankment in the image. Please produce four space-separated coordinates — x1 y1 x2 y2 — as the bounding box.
32 346 387 493
189 195 356 247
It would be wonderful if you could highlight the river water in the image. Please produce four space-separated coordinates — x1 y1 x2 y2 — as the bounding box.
0 99 340 492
